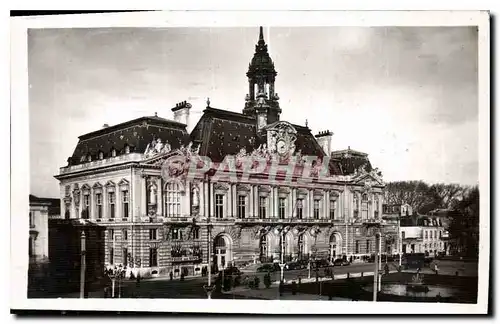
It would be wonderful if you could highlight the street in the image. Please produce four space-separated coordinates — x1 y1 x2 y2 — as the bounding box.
50 259 477 299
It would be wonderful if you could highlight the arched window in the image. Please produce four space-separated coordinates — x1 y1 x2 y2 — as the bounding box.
111 149 117 157
98 151 104 160
259 235 268 262
164 182 181 217
87 154 92 162
362 193 368 201
124 144 130 154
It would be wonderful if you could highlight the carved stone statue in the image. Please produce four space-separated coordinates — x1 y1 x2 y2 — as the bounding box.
192 184 200 208
155 138 164 153
161 140 171 153
149 185 157 205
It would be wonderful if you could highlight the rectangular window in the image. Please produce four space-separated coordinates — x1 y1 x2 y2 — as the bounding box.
401 231 405 240
237 195 246 219
279 198 286 219
83 194 90 219
122 229 128 241
355 240 360 254
353 197 359 218
430 231 433 239
123 248 128 265
193 227 200 240
165 183 181 217
96 193 103 218
366 240 370 253
109 248 114 265
172 228 181 240
296 199 303 219
313 199 320 219
425 231 428 239
259 196 267 219
29 212 35 228
215 194 224 219
329 200 336 220
122 190 129 218
149 228 157 240
108 192 115 218
108 229 114 240
149 248 158 267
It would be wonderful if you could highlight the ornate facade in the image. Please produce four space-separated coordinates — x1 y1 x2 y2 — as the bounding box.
55 27 388 278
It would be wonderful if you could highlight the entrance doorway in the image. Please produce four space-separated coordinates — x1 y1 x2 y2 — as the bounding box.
329 232 342 262
214 235 231 271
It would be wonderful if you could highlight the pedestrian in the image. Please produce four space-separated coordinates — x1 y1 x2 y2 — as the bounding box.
434 263 439 275
279 280 284 297
169 271 173 281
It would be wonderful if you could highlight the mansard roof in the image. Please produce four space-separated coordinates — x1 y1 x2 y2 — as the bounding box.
68 116 189 166
190 107 343 175
330 147 373 175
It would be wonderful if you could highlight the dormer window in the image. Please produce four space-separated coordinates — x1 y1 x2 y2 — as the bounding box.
111 149 117 157
87 154 92 162
98 152 104 160
124 145 130 154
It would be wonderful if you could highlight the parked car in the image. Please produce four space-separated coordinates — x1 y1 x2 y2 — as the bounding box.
312 259 329 268
257 263 278 273
285 262 301 270
219 266 242 277
333 258 351 266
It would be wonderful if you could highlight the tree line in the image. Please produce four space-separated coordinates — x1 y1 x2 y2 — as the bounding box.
384 181 480 257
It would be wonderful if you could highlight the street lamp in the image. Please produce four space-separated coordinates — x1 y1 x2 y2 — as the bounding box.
203 223 215 299
80 230 86 299
104 264 127 298
363 220 381 302
274 226 290 283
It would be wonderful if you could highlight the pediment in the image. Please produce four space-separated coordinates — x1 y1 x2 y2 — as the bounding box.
353 173 384 188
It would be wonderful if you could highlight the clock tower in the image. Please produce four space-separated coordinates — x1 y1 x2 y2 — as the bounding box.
243 26 282 130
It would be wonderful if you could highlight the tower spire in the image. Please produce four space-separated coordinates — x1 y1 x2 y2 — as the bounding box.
259 26 264 43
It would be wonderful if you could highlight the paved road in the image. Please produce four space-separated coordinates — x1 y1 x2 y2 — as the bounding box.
49 260 476 299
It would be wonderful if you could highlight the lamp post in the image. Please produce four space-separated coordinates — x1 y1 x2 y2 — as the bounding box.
104 264 126 298
203 223 215 299
79 230 86 299
363 220 381 302
275 226 289 283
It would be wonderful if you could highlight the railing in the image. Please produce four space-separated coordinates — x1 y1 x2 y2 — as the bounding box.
59 153 144 174
235 218 335 225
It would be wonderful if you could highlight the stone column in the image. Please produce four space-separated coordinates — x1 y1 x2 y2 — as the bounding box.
210 182 215 218
325 191 330 219
309 189 314 219
249 185 254 217
140 176 147 220
199 181 205 218
273 186 279 218
232 184 237 218
185 181 191 217
157 177 163 216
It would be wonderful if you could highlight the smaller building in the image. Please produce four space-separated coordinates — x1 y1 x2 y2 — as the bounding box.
29 195 60 263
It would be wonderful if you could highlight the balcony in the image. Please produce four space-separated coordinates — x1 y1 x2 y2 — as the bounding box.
171 244 202 263
59 153 144 175
234 217 334 225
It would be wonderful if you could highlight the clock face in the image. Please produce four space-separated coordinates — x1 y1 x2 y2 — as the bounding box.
277 139 288 155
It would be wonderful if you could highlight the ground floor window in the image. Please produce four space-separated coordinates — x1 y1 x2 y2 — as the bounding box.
149 248 158 267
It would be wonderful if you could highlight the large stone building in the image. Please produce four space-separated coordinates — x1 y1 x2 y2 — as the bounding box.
55 27 387 278
29 195 60 264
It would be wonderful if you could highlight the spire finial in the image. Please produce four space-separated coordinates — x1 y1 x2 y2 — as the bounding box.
206 97 211 108
259 26 264 41
305 119 308 127
154 112 157 117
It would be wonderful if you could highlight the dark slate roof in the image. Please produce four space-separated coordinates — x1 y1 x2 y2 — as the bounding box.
68 116 189 166
330 147 372 175
190 107 343 175
30 195 61 215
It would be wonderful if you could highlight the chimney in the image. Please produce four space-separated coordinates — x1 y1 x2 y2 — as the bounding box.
315 130 333 155
171 100 192 129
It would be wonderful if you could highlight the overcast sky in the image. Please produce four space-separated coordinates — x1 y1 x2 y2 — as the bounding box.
28 27 478 198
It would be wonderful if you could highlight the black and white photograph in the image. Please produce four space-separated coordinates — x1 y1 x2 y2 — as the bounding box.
10 10 490 315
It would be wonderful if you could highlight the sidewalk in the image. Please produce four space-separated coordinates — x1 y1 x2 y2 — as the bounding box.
223 282 351 301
